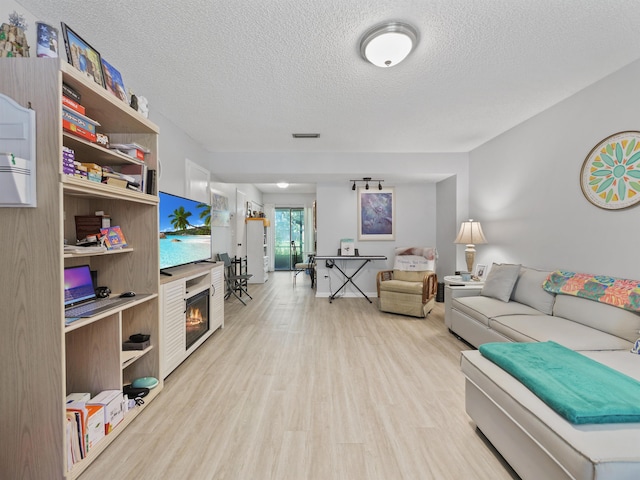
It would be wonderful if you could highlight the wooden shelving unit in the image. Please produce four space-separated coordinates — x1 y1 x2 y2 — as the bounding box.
0 58 162 479
246 218 270 283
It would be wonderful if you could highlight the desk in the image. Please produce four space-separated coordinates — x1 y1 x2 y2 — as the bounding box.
315 255 387 303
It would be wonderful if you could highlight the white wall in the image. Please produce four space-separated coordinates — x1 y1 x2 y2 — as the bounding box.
315 182 437 298
262 192 315 207
469 58 640 279
436 175 458 279
210 151 470 284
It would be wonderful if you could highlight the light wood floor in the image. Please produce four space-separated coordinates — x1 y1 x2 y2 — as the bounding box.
81 272 518 480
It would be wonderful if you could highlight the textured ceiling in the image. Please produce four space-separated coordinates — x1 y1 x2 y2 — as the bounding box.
16 0 640 191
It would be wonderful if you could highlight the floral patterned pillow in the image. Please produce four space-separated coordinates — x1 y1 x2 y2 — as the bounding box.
542 270 640 313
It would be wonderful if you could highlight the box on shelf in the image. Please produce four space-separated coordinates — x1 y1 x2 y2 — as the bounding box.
122 339 151 351
62 107 99 135
110 143 150 161
66 392 90 404
80 162 103 183
62 95 85 115
63 119 96 143
103 176 128 189
75 215 104 240
85 404 105 450
87 390 124 435
62 82 81 103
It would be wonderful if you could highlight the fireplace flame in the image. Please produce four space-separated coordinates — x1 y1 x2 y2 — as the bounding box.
186 307 205 326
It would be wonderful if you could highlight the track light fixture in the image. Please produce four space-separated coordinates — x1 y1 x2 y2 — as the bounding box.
349 177 384 191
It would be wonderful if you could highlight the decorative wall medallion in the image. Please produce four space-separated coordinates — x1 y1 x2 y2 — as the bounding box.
580 131 640 210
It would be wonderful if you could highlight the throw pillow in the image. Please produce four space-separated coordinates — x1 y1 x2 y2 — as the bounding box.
393 255 434 272
511 267 556 315
481 263 521 302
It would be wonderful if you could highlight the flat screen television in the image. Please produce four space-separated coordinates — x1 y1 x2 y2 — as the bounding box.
159 191 212 271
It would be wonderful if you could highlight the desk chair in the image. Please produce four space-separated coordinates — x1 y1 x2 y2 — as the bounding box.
293 253 316 288
218 252 253 305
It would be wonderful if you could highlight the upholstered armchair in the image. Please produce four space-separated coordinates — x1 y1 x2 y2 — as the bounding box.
376 247 438 318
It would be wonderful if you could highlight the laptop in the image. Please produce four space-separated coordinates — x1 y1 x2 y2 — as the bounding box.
64 265 132 318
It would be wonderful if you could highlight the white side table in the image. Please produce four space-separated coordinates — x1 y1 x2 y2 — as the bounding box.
444 276 484 329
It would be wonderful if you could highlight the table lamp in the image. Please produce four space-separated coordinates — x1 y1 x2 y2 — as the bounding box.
454 219 487 274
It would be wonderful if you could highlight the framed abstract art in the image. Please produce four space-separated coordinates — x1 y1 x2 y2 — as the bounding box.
357 186 395 241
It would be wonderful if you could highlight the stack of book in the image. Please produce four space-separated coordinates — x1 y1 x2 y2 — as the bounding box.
65 399 105 471
81 163 102 183
62 146 75 176
102 165 146 192
62 84 101 143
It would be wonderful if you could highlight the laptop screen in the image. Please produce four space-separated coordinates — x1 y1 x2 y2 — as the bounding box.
64 265 96 308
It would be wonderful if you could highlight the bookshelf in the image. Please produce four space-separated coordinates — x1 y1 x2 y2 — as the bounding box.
0 58 162 479
246 218 270 283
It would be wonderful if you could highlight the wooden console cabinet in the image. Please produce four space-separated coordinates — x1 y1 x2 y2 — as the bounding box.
160 262 224 378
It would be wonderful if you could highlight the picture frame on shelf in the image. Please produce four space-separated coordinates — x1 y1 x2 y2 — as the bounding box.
60 22 104 87
475 263 487 279
357 186 395 241
101 58 128 103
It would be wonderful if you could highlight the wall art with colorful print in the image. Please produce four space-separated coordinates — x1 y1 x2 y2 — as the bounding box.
580 131 640 210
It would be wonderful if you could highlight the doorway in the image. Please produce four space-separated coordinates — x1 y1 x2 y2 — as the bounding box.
274 208 304 271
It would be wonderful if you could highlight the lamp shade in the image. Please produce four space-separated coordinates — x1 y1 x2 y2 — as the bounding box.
454 220 487 245
360 22 418 68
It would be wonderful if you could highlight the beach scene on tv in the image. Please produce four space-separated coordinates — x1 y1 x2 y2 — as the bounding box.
159 192 212 270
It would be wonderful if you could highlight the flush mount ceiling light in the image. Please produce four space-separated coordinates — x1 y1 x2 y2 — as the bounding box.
360 22 418 67
276 182 289 189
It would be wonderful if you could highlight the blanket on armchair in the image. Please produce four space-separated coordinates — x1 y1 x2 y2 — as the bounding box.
479 341 640 424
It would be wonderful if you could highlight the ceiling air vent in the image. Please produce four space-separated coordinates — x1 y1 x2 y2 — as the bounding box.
292 133 320 138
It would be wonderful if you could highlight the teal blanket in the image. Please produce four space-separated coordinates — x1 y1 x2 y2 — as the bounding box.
479 341 640 424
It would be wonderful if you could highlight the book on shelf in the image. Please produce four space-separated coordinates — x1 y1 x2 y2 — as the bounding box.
66 411 82 469
145 168 156 195
102 166 142 191
100 226 128 250
66 403 88 459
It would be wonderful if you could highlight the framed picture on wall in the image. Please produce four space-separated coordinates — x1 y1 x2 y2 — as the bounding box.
357 186 395 241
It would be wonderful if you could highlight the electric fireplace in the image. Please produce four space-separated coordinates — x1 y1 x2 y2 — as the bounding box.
185 289 209 350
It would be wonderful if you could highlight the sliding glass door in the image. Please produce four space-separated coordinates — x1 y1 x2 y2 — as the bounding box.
274 208 304 271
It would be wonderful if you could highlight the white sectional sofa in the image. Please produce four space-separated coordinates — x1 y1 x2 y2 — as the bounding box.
448 265 640 479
